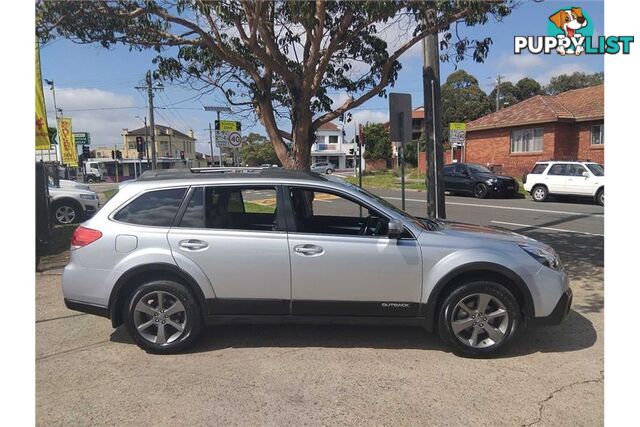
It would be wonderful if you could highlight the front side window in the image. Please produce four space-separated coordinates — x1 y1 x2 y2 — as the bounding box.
178 186 278 232
289 188 389 237
114 188 186 226
569 164 587 176
466 164 492 174
511 128 544 153
591 124 604 145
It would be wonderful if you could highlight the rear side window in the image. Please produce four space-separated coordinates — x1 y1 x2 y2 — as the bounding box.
530 163 548 174
548 164 570 176
114 188 186 226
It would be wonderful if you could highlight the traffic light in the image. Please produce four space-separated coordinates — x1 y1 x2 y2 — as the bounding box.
82 145 90 160
136 136 145 153
180 150 185 160
116 150 123 160
111 150 115 159
355 135 359 146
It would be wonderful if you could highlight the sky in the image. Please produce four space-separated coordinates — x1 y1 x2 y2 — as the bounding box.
39 0 604 155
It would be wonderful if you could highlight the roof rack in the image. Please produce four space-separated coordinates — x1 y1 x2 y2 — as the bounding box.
189 166 266 174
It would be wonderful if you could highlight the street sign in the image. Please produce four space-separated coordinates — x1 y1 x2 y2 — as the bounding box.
214 121 242 148
449 122 466 146
389 93 412 144
73 132 90 145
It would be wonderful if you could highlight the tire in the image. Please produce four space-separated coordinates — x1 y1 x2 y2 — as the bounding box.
325 169 333 175
473 183 488 199
86 177 95 183
531 185 548 202
438 280 521 357
51 200 82 225
124 280 203 354
596 188 604 206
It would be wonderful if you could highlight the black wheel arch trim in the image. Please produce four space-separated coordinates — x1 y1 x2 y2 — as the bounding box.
421 262 535 332
108 262 208 328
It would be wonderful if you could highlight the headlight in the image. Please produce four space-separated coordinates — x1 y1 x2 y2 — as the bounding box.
486 178 497 184
80 194 96 200
519 243 561 270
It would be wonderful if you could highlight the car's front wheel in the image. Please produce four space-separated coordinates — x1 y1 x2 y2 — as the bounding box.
473 183 488 199
325 168 333 175
438 280 521 357
124 280 202 354
52 200 82 225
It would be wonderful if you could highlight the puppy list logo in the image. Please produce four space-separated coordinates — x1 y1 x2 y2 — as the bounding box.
514 6 633 56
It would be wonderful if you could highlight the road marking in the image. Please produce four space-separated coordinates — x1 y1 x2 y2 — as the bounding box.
490 221 604 237
382 197 603 217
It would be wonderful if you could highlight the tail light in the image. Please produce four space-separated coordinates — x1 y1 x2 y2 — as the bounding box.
71 226 102 250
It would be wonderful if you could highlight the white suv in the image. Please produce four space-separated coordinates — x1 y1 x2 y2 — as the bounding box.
523 161 604 206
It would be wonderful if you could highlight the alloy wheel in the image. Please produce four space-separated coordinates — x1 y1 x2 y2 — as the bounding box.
533 188 546 201
55 205 76 224
134 291 187 345
450 293 509 349
474 184 487 199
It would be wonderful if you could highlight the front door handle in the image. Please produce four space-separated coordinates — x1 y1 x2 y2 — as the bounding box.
179 239 208 250
294 244 324 256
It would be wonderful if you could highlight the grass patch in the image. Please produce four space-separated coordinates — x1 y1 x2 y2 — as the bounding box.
345 168 426 191
103 188 119 201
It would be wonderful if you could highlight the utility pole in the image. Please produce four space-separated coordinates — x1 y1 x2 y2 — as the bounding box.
490 75 506 112
135 71 162 169
422 32 446 219
208 122 214 166
45 79 63 163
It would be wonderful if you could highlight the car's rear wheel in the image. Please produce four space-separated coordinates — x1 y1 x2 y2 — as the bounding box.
124 280 202 354
596 188 604 206
52 200 82 225
86 176 95 183
473 183 488 199
531 185 548 202
438 280 521 357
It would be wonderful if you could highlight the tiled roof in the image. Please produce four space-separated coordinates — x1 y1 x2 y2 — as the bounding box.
318 122 339 130
467 85 603 131
125 124 195 140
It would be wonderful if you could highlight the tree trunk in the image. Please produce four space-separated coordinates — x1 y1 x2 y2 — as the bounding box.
288 120 314 171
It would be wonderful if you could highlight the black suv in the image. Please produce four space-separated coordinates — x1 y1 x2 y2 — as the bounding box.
443 163 518 199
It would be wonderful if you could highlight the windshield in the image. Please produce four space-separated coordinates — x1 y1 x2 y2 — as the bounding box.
587 163 604 176
345 183 437 231
466 164 493 174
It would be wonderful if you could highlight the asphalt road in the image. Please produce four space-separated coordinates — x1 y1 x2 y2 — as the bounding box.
37 185 603 425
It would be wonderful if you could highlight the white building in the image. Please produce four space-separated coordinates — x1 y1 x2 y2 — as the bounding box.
311 122 357 170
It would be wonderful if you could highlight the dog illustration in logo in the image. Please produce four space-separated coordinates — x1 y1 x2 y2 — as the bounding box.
549 7 588 55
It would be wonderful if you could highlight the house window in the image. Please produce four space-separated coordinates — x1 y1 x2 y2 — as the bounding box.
510 128 544 153
591 124 604 145
315 136 325 145
329 135 338 144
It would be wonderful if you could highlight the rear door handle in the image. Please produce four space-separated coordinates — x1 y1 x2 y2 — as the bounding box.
179 239 208 250
294 244 324 256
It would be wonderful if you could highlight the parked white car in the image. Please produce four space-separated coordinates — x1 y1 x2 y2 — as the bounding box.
50 178 91 191
523 161 604 206
48 185 100 225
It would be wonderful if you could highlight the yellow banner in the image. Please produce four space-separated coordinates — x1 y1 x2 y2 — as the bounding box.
58 118 78 166
449 122 466 131
218 120 239 131
35 41 50 150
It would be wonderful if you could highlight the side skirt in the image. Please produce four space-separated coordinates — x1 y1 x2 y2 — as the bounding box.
204 314 428 328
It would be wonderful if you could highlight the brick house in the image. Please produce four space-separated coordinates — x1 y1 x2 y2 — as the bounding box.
464 85 604 177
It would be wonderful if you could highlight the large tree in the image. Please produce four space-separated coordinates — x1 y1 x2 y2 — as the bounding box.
545 71 604 96
37 0 514 170
515 77 544 100
362 123 392 161
441 69 492 139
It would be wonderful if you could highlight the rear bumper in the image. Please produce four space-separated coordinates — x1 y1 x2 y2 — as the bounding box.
529 288 573 326
64 298 110 319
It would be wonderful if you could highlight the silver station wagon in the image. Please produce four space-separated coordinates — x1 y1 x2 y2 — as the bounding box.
63 168 571 357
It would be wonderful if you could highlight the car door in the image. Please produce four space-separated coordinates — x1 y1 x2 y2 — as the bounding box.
167 185 291 314
565 164 597 195
443 165 456 192
544 163 570 194
284 186 423 317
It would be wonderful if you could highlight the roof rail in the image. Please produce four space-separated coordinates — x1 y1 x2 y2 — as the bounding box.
189 166 266 174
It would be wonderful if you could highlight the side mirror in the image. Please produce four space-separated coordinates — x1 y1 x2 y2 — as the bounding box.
388 219 404 239
582 171 589 178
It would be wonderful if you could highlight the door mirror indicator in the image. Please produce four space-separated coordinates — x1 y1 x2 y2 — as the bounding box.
388 219 404 239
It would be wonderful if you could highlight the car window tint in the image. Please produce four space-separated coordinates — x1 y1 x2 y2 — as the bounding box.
548 164 569 176
531 164 547 174
114 188 186 226
179 187 204 228
289 188 388 237
571 165 587 176
204 186 278 231
443 165 455 176
454 164 467 175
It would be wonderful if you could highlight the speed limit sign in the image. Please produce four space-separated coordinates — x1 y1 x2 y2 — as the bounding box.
228 131 242 148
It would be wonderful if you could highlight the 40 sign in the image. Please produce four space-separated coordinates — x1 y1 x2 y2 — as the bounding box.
214 120 242 148
449 122 466 147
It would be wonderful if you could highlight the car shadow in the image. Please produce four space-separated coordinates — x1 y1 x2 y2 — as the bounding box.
109 309 596 358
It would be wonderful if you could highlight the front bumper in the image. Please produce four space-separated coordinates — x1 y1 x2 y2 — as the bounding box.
80 198 100 217
529 288 573 326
